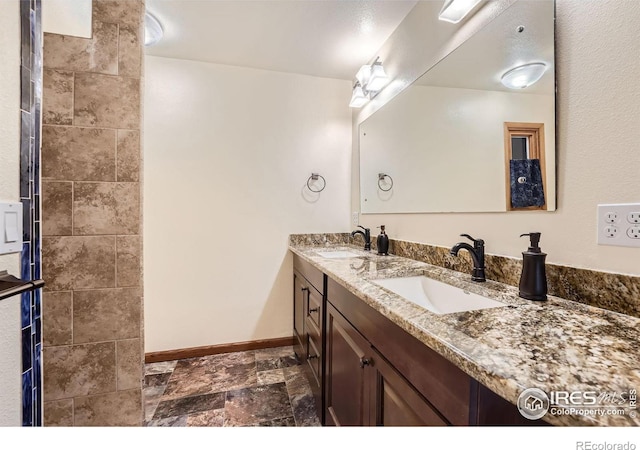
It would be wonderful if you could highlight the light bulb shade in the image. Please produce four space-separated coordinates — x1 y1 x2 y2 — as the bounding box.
438 0 483 24
355 65 371 87
349 85 369 108
145 11 164 47
366 63 389 92
501 63 547 89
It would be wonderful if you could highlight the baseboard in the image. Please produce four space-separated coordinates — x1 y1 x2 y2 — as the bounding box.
144 336 295 363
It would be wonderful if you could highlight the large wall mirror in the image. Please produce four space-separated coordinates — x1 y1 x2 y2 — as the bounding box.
360 0 555 214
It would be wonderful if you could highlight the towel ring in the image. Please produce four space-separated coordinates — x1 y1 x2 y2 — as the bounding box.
307 173 326 193
378 173 393 192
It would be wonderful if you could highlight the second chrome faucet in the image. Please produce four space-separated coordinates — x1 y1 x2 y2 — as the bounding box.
450 234 486 282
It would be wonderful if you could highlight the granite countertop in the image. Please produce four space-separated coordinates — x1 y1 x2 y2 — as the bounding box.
289 241 640 426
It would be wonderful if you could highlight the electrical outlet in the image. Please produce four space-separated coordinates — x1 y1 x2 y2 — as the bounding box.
628 212 640 224
597 203 640 248
628 226 640 239
603 225 618 238
604 211 618 223
352 211 359 226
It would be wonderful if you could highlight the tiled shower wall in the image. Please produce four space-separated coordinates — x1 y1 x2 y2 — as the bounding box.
20 0 43 427
40 0 144 426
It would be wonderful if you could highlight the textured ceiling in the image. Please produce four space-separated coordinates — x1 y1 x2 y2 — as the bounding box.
145 0 419 80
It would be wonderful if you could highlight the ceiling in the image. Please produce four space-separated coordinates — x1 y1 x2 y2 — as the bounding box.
144 0 419 80
416 0 555 94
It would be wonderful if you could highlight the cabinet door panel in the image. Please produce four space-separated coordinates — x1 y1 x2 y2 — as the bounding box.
325 303 370 426
372 349 448 426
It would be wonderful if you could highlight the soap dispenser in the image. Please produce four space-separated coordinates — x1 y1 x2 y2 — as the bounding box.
377 225 389 256
518 232 547 301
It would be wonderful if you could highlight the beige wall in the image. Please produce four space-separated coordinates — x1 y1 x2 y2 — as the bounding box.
360 86 555 213
0 0 22 427
144 56 352 353
40 0 144 426
353 0 640 276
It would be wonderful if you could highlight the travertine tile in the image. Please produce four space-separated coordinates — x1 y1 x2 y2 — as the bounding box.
74 389 142 426
73 182 140 235
73 288 141 343
117 339 142 391
42 69 73 125
117 130 140 182
42 291 72 347
42 181 72 236
115 183 141 234
118 24 142 78
74 73 140 129
43 342 116 400
43 21 118 74
42 236 116 291
93 0 144 27
42 126 116 181
43 399 74 427
117 235 141 287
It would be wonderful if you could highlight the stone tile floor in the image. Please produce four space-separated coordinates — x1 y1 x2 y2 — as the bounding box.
144 346 321 427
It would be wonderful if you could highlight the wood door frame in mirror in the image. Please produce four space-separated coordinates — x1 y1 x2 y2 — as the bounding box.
504 122 547 211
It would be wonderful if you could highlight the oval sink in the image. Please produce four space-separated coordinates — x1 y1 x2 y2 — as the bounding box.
315 250 361 259
371 276 506 315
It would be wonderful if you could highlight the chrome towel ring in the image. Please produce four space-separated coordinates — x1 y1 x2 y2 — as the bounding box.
307 173 326 193
378 173 393 192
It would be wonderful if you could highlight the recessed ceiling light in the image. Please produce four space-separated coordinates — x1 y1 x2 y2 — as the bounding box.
438 0 483 24
145 11 164 47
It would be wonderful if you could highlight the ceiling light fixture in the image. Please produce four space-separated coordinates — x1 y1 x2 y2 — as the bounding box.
349 57 389 108
438 0 483 24
501 63 547 89
144 11 164 47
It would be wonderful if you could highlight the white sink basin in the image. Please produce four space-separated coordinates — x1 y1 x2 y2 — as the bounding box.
315 250 361 259
371 276 506 315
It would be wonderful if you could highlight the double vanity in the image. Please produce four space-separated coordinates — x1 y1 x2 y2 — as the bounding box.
289 235 640 427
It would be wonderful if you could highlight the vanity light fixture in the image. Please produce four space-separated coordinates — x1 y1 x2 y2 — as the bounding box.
438 0 483 24
349 82 369 108
350 57 389 108
144 11 164 47
501 63 547 89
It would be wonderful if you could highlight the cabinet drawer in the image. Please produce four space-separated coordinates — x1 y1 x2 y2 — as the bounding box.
306 287 322 329
307 330 322 387
294 254 324 295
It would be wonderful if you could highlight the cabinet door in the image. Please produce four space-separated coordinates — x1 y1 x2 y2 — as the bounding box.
370 348 448 426
324 302 371 426
293 272 307 360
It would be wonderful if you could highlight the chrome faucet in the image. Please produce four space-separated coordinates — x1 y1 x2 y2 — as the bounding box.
450 234 486 282
351 225 371 251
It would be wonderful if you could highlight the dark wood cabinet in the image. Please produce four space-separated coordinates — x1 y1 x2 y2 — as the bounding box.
293 253 548 427
370 347 448 426
325 301 447 426
324 302 370 426
293 254 325 421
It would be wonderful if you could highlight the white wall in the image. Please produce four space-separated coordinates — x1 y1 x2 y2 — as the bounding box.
42 0 92 38
0 0 24 427
144 56 352 352
353 0 640 276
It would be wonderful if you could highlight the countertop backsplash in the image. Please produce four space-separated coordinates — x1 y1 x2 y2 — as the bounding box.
290 232 639 318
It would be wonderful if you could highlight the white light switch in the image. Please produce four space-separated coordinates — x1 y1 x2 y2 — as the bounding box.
5 211 18 242
0 202 23 254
